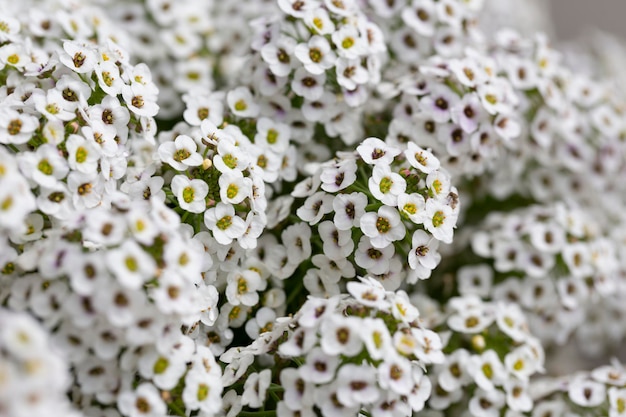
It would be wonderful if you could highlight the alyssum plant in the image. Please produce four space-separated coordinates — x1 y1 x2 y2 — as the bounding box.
2 0 626 417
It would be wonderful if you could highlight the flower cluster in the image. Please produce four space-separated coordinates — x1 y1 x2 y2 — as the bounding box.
155 119 268 249
248 0 386 139
0 2 159 229
220 277 441 417
3 0 626 417
414 293 546 415
530 360 626 417
484 31 626 206
463 203 625 355
0 308 81 417
1 197 222 416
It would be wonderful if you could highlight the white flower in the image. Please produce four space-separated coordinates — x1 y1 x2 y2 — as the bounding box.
493 303 529 343
405 143 440 174
401 0 436 36
378 354 414 395
280 367 315 411
368 164 406 206
107 240 157 289
158 135 203 171
138 348 187 390
320 158 357 193
609 387 626 417
171 175 208 214
398 193 427 224
336 364 379 407
411 328 445 364
299 346 340 384
255 117 290 153
357 137 400 166
437 349 472 392
467 350 506 391
291 67 326 101
360 206 406 249
182 369 223 414
354 235 394 275
219 171 252 205
504 379 533 412
504 345 539 382
66 134 100 174
122 83 159 118
0 108 39 144
320 314 363 356
261 36 297 77
451 93 486 134
331 25 367 60
335 58 369 90
294 35 337 75
242 369 272 408
568 377 606 407
315 382 360 417
213 138 249 174
408 230 441 278
60 40 97 73
225 269 263 306
204 203 246 245
318 220 354 261
19 145 69 188
117 383 167 417
227 87 259 118
457 264 493 298
420 85 460 123
469 388 505 417
33 89 76 121
423 199 455 244
296 191 334 225
332 192 367 230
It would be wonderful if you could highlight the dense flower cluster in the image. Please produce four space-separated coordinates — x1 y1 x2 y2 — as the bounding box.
413 293 545 415
0 308 81 417
221 278 443 417
467 203 625 354
2 197 222 416
2 0 626 417
283 136 459 295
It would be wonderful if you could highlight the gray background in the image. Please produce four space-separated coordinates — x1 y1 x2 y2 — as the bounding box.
551 0 626 40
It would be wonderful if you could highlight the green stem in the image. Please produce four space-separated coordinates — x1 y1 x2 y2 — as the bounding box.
286 279 304 309
239 411 277 417
166 402 186 416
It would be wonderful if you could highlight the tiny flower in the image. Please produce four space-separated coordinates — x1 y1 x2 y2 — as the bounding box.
158 135 203 171
568 377 606 407
332 192 367 230
336 364 379 407
171 175 209 214
320 314 363 356
357 137 401 166
227 87 259 118
60 40 97 74
423 199 455 244
117 383 167 417
404 143 440 174
219 171 252 205
294 35 337 75
368 164 407 206
204 203 247 245
408 230 441 277
320 158 357 193
360 206 406 249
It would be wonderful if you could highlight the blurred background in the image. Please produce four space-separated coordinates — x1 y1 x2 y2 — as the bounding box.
550 0 626 41
482 0 626 41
